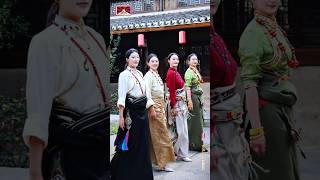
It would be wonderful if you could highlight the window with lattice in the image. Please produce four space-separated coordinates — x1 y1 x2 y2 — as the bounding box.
178 0 188 7
134 0 143 12
143 0 155 11
190 0 201 5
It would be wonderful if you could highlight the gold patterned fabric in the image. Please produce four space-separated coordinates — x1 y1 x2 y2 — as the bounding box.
149 97 176 169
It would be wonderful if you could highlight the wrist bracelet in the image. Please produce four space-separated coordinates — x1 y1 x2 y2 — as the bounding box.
250 133 264 140
250 127 264 137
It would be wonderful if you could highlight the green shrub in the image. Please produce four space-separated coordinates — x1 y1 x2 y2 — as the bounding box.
111 90 118 114
0 0 30 50
0 96 28 167
109 34 121 78
110 122 118 136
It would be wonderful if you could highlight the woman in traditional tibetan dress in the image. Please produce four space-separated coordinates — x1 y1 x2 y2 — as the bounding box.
184 53 207 152
166 53 192 162
238 0 301 179
144 53 176 172
23 0 109 179
111 48 156 180
210 0 250 179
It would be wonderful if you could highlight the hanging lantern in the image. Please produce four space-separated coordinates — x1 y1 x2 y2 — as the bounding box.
138 34 144 47
179 30 186 45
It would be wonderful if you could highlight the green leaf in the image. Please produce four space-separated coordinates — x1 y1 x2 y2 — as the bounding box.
0 95 28 167
0 0 30 50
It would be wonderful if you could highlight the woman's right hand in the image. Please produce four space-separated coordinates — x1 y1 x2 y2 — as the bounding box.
148 106 157 120
187 100 193 110
245 87 266 157
119 115 125 131
250 135 266 157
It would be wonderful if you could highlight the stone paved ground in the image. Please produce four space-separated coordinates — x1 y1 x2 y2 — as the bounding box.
110 127 210 180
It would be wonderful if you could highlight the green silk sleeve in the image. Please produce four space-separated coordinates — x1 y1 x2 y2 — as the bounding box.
184 68 194 88
238 22 265 89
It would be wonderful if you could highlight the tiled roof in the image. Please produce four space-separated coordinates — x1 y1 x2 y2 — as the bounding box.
111 6 210 31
